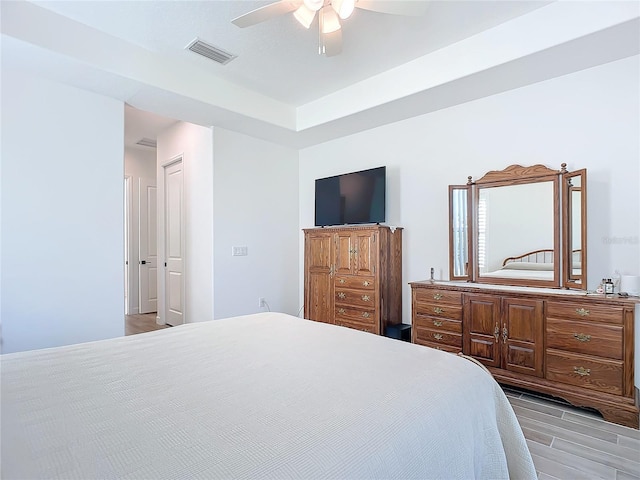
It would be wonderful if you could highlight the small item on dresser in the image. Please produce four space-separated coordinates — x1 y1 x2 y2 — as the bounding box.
605 278 614 294
596 279 605 294
430 267 435 281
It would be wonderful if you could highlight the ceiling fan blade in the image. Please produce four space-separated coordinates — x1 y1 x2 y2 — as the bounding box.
355 0 429 16
322 29 342 57
232 1 300 28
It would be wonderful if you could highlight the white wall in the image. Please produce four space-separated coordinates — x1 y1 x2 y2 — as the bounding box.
1 70 124 353
213 128 299 319
124 147 156 314
157 122 214 324
299 55 640 325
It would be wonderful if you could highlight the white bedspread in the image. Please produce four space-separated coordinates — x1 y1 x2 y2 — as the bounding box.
1 312 536 479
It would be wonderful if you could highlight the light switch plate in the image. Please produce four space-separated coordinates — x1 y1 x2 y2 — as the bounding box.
232 246 248 256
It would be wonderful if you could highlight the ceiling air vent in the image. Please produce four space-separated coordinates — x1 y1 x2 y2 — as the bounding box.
186 38 237 65
136 138 157 148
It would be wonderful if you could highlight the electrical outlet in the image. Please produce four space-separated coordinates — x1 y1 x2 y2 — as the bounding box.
259 297 266 308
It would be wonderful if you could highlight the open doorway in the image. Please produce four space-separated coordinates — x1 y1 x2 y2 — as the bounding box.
124 105 177 332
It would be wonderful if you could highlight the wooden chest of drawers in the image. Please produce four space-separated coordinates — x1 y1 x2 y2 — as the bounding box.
410 281 639 429
304 226 402 335
412 288 462 353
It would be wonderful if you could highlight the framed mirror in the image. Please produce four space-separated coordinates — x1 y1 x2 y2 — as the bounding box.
449 184 473 280
563 169 587 288
448 164 587 290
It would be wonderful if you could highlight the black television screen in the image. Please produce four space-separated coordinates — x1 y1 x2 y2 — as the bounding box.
315 166 386 227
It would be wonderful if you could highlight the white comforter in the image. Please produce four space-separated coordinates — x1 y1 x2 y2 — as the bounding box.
1 312 536 479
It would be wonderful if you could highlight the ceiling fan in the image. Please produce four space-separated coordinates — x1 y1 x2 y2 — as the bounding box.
232 0 428 57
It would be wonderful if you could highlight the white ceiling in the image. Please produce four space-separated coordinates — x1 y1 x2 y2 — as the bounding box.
2 1 639 149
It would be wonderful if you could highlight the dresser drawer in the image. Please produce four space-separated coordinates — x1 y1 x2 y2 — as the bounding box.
336 319 376 334
414 314 462 333
414 303 463 321
546 301 624 324
415 327 462 348
335 275 375 290
546 349 623 396
335 289 376 308
335 305 376 325
546 318 623 360
414 289 462 306
414 338 461 354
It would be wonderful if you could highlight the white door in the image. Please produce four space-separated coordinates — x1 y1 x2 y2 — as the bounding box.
124 176 131 314
139 178 157 313
164 160 185 326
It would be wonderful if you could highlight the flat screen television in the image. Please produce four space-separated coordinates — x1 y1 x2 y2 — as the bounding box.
315 166 386 227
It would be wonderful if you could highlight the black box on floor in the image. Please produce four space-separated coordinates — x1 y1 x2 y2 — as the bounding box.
384 323 411 342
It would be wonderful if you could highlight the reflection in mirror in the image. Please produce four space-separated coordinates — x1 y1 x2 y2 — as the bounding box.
477 181 557 284
569 176 582 279
563 169 587 288
449 186 471 279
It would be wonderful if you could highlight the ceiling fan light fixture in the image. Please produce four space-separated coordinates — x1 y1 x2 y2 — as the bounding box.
331 0 355 19
293 4 316 28
321 6 341 34
303 0 324 12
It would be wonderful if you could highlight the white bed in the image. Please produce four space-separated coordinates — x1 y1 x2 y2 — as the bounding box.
1 312 536 479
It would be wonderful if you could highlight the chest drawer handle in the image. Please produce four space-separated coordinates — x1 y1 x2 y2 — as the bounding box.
362 312 370 319
433 320 443 327
433 293 443 300
337 308 346 314
573 333 591 342
575 308 590 317
361 295 370 302
337 292 346 299
433 333 444 341
339 279 346 284
574 366 591 377
363 280 371 287
433 307 444 314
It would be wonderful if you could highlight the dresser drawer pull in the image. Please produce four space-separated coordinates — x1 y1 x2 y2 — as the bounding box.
337 308 345 314
337 292 346 299
363 280 371 287
573 333 591 342
494 323 500 342
433 293 443 300
339 279 346 284
433 320 443 327
433 307 444 314
574 366 591 377
362 312 370 319
575 308 590 317
361 295 370 302
433 333 444 341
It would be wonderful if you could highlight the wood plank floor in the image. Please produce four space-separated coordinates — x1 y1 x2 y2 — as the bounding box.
503 385 639 479
124 315 639 479
125 313 169 336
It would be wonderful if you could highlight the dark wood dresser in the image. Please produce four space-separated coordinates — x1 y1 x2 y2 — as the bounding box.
410 281 639 429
